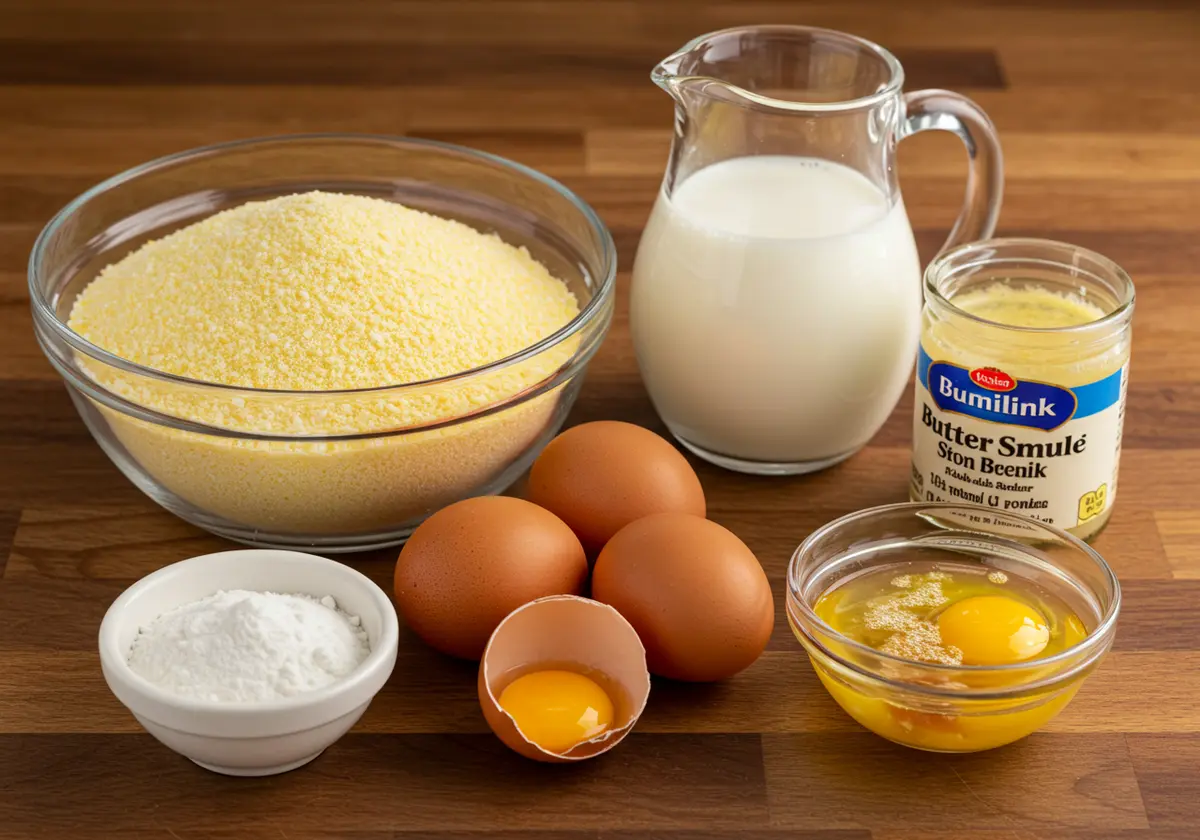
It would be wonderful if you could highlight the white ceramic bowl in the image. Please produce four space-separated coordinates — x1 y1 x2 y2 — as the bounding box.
98 549 399 776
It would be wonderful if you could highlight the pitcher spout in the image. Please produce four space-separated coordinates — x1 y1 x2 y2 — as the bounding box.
650 51 685 94
650 51 702 105
651 26 904 113
651 58 757 113
651 39 752 109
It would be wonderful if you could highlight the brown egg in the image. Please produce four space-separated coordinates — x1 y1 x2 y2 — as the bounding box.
394 496 588 660
479 595 650 762
526 421 706 554
592 513 774 682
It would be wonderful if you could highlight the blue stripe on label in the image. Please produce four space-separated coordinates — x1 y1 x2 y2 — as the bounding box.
917 345 1123 423
918 345 934 390
1073 367 1124 419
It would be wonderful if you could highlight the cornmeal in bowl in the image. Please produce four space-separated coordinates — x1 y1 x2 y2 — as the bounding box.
68 191 581 534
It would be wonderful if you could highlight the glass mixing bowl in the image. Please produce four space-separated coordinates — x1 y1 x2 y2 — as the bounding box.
30 135 616 552
786 502 1120 752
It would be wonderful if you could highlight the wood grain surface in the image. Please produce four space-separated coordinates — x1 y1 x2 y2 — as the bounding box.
2 1 1199 837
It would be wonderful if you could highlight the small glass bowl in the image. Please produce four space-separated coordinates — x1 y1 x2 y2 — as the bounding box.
29 135 616 552
786 502 1120 753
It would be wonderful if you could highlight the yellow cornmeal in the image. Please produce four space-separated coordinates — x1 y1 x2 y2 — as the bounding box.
71 191 579 420
68 192 581 534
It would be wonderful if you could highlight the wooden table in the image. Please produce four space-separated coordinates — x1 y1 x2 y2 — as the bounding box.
2 1 1198 837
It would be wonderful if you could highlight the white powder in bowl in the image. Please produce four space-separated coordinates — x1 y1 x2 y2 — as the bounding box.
126 589 371 703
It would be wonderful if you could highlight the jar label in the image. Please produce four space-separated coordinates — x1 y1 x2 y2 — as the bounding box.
911 344 1127 531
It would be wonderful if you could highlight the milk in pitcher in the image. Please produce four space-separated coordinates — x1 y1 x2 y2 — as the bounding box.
631 155 922 470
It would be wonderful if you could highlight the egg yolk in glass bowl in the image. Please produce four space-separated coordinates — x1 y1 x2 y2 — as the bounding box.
811 563 1090 752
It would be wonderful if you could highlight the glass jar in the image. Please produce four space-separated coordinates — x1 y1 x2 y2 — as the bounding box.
911 238 1135 542
787 502 1120 753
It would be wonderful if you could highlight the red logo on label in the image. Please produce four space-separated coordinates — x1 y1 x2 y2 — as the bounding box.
970 367 1016 392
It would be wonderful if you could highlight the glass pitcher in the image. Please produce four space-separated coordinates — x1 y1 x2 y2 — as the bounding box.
631 25 1003 476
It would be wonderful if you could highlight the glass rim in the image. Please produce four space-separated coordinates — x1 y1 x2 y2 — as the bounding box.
786 502 1122 690
28 132 619 398
652 24 905 113
924 237 1136 336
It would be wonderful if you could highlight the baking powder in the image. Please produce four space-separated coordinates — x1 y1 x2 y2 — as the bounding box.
127 590 371 703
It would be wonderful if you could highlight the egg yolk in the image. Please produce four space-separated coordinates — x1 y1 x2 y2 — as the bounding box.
498 670 614 753
937 595 1050 665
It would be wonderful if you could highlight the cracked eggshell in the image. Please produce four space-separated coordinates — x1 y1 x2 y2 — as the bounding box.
478 595 650 763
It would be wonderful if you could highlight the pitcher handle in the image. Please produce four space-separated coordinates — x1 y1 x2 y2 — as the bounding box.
899 89 1004 252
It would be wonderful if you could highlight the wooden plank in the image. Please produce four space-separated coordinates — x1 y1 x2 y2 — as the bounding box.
0 441 144 506
0 127 590 176
1128 734 1200 829
0 733 771 832
3 1 1195 51
0 86 674 132
0 39 661 86
0 832 866 840
0 510 16 578
762 733 1148 830
1153 510 1200 579
872 831 1194 840
1001 43 1200 90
